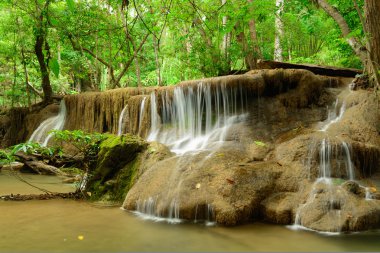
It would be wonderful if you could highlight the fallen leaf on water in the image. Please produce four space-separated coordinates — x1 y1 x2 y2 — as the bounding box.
254 141 266 147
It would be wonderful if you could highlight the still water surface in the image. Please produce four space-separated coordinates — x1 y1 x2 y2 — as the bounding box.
1 172 379 252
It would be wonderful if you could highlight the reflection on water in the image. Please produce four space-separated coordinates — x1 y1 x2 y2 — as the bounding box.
0 171 75 195
1 173 380 252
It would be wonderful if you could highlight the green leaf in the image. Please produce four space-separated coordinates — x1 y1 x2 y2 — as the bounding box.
49 58 60 78
66 0 75 12
50 18 59 26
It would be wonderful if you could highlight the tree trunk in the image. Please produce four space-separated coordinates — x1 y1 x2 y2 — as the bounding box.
274 0 284 61
21 48 31 108
135 56 142 88
365 0 380 79
153 35 162 86
247 0 261 69
315 0 368 65
35 33 53 102
221 0 231 66
235 22 253 69
34 1 53 103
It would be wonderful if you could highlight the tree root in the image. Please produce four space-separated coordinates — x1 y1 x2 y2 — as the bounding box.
0 191 83 201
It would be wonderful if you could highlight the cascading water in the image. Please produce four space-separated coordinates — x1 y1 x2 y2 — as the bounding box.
320 99 346 132
29 100 67 147
137 97 147 136
117 105 129 136
147 82 247 154
131 82 247 223
291 85 368 232
147 92 160 141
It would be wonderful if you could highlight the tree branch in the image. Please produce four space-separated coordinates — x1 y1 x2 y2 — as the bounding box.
113 33 150 88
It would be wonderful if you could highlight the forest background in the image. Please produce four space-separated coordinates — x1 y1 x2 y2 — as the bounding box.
0 0 378 107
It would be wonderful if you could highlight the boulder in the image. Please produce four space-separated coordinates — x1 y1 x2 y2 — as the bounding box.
86 134 148 202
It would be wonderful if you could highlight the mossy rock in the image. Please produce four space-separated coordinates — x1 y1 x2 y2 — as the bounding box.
94 134 147 182
87 134 147 202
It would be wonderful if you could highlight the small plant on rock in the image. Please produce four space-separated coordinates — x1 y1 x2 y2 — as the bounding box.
51 130 106 168
51 130 107 192
11 142 63 161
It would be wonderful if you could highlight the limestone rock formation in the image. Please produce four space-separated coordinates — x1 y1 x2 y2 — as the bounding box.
18 68 380 232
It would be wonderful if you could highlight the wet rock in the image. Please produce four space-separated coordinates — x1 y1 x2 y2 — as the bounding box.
86 134 148 202
260 192 297 224
342 181 363 195
247 142 271 161
0 162 24 171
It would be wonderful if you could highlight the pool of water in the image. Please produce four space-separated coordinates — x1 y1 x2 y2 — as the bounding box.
0 170 75 195
1 172 379 252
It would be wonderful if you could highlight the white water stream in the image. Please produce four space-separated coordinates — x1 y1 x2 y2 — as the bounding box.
146 83 247 154
28 100 67 146
137 97 147 136
117 105 129 136
121 82 248 222
291 84 370 232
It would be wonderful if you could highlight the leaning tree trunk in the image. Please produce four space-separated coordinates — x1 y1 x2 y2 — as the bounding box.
365 0 380 75
247 0 261 69
274 0 284 61
35 32 53 102
34 1 53 103
314 0 368 65
221 0 231 69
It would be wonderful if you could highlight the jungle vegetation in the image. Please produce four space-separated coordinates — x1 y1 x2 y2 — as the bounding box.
0 0 378 107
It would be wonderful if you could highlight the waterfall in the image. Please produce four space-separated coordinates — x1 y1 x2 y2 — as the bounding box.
117 105 129 136
131 82 247 222
133 197 182 224
29 100 67 147
147 82 246 154
321 100 346 132
137 97 147 136
341 141 355 181
291 85 358 232
167 199 181 224
206 204 216 226
365 187 373 200
318 138 332 182
147 92 160 141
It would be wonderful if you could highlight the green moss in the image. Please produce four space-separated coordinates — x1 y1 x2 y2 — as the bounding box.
332 178 346 186
95 134 147 182
86 133 147 203
110 155 141 202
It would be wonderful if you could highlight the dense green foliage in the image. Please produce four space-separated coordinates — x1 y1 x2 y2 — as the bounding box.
0 0 368 107
0 142 61 165
52 129 106 168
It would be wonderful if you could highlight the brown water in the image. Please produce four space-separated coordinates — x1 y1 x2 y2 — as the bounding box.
0 170 74 195
1 172 380 252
